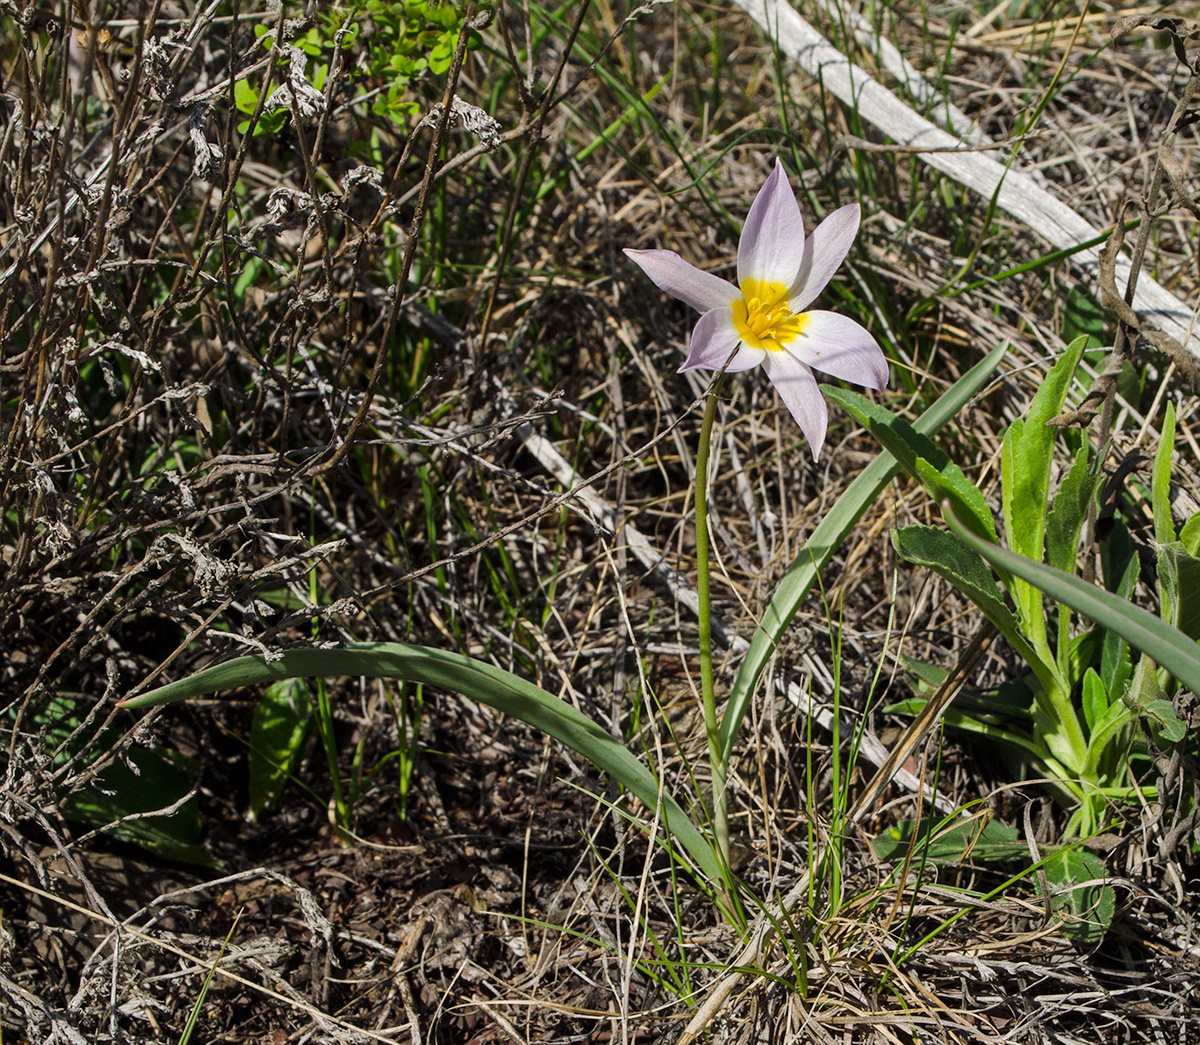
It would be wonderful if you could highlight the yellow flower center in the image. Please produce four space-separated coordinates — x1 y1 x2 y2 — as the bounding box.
730 278 808 352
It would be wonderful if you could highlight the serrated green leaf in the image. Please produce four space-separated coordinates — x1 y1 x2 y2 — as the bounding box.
892 525 1006 612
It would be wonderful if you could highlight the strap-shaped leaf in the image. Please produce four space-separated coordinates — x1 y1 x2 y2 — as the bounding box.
946 504 1200 698
826 388 997 543
123 643 724 886
717 344 1009 767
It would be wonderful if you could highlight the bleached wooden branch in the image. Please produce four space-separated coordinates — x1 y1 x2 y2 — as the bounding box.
738 0 1200 359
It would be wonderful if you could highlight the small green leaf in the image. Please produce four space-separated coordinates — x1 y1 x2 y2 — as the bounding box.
1039 846 1113 944
234 78 259 114
1067 629 1102 686
248 678 314 822
1081 667 1108 733
1152 402 1178 545
871 817 1027 864
1099 520 1137 695
1181 512 1200 556
1141 699 1187 743
1062 285 1105 349
61 747 208 865
1082 695 1135 780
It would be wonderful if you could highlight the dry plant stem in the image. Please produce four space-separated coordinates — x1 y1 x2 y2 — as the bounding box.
476 0 593 349
694 376 730 872
310 3 481 476
1083 55 1199 553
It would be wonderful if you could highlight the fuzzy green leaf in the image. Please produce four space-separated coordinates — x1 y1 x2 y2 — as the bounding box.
1157 542 1200 641
1039 846 1113 944
248 677 314 823
1153 402 1178 546
1080 667 1108 733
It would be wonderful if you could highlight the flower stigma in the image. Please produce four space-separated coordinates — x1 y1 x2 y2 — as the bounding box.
730 278 808 352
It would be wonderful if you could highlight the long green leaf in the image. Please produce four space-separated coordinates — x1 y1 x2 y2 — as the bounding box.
826 389 997 543
717 343 1009 768
1001 334 1087 648
891 525 1054 693
945 507 1200 697
123 643 723 885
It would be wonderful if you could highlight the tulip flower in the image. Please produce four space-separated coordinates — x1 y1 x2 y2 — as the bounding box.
625 159 888 458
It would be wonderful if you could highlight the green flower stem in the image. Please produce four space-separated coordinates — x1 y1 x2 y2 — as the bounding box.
694 374 729 870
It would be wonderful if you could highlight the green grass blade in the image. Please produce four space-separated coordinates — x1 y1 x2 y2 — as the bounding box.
717 343 1009 768
178 913 238 1045
123 643 723 886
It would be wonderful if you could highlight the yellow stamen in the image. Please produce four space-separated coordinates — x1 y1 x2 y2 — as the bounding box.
730 278 808 352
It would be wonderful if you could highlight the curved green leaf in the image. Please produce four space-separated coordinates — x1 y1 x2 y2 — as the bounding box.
717 343 1009 768
827 388 997 544
945 505 1200 698
891 524 1055 694
123 643 723 886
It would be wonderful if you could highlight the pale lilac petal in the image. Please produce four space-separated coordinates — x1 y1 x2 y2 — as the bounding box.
737 160 806 288
679 308 765 373
788 203 860 311
761 351 827 459
623 248 740 314
784 311 888 389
